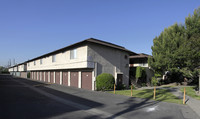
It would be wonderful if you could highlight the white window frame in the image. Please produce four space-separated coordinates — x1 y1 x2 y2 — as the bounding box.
40 59 43 65
52 55 56 62
70 49 77 59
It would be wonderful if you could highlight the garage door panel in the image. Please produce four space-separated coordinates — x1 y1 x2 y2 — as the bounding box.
81 72 92 90
36 72 38 80
41 72 44 82
34 72 37 80
62 71 68 86
70 72 78 88
55 71 60 84
50 72 54 83
38 72 40 81
45 72 49 82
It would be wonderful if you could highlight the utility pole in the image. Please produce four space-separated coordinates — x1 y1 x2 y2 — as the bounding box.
13 59 15 66
10 59 12 66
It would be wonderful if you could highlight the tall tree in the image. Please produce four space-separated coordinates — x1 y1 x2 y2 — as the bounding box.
185 8 200 70
149 23 186 74
149 7 200 83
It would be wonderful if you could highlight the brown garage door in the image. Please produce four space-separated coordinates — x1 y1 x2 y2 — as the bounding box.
55 71 60 84
21 72 27 78
81 72 92 90
33 72 35 80
62 71 68 86
32 72 34 80
70 72 78 88
38 72 41 81
45 72 49 82
41 72 44 81
36 72 38 80
34 72 37 80
50 72 54 83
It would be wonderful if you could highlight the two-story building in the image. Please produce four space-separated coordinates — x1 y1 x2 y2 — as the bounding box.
26 38 135 90
8 66 14 75
129 53 154 86
8 62 28 78
18 62 28 78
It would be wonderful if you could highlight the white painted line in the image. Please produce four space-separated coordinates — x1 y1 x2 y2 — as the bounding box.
14 79 126 119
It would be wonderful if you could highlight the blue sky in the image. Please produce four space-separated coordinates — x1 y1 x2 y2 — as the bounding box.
0 0 199 66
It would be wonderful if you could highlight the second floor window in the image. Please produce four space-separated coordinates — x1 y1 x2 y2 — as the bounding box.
70 49 77 59
40 59 43 64
52 55 56 62
34 61 36 65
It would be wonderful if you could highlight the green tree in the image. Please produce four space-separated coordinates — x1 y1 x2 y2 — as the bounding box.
149 7 200 84
185 8 200 70
149 23 186 75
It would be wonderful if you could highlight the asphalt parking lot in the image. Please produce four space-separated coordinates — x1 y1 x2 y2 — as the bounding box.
0 74 199 119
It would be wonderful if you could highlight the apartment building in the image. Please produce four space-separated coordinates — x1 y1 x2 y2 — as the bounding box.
8 62 28 78
129 53 154 86
25 38 135 90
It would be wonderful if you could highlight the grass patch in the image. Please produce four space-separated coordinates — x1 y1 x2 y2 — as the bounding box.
180 87 200 100
108 89 182 104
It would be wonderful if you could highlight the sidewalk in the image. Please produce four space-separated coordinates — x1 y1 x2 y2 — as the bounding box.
136 86 200 117
168 87 200 118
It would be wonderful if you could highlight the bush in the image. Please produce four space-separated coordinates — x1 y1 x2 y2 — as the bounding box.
141 83 147 87
135 66 147 85
151 76 158 86
96 73 115 91
116 84 126 90
129 84 136 89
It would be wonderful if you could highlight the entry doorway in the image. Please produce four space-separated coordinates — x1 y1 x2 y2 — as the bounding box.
117 74 123 86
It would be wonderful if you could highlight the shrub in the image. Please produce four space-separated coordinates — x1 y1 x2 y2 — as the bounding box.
116 84 126 90
96 73 115 91
136 66 147 85
129 84 136 89
141 83 147 87
151 76 158 86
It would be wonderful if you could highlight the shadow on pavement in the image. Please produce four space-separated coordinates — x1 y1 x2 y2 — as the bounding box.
0 75 103 119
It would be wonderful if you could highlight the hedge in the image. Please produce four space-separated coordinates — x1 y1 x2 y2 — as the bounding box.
96 73 115 91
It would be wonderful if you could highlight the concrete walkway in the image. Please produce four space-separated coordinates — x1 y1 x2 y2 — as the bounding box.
167 87 200 118
137 86 200 118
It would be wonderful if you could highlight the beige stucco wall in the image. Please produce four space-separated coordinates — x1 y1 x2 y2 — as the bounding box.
18 64 27 71
27 45 94 71
8 67 14 72
87 43 130 86
13 66 18 71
